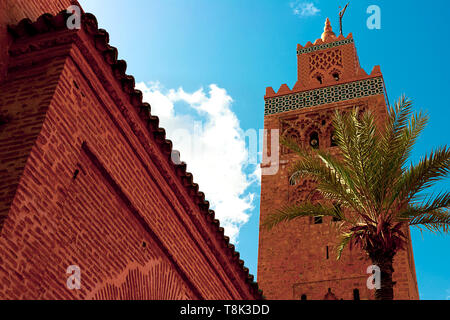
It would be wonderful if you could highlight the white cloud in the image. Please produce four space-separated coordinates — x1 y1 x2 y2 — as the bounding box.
136 81 258 243
249 165 261 185
290 1 320 17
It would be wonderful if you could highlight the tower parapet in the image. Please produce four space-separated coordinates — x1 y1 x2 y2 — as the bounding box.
265 19 383 100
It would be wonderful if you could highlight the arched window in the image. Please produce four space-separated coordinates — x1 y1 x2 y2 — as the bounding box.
312 72 324 85
282 128 300 154
301 294 307 300
324 288 338 300
309 132 319 149
353 289 360 300
330 68 341 82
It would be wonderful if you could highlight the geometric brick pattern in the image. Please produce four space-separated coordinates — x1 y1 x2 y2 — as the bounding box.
309 49 343 74
88 260 191 300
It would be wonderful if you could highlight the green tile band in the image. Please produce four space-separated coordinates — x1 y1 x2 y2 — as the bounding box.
297 38 354 55
264 77 384 116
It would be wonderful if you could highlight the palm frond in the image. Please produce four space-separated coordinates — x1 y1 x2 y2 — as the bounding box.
402 209 450 233
391 146 450 206
280 135 308 157
332 108 378 213
287 154 374 224
381 96 414 160
336 231 354 260
263 202 343 230
381 113 429 213
267 95 449 263
398 110 429 167
378 97 415 191
314 150 375 221
398 192 450 233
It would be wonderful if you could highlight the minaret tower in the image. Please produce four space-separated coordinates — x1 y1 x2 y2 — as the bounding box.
257 19 419 300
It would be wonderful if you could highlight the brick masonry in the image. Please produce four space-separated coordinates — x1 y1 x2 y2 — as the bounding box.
0 0 75 83
0 4 261 300
258 26 419 300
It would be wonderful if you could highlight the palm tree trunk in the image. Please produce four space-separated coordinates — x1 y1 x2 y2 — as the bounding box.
371 255 395 300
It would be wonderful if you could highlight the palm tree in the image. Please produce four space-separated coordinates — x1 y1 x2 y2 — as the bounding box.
263 96 450 300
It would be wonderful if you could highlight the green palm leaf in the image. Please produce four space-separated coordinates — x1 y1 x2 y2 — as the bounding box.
263 202 345 230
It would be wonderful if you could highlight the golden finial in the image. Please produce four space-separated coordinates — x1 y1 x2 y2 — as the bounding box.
321 18 337 42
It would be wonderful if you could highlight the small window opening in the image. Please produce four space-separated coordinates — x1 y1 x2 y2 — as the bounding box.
72 169 80 180
313 216 323 224
326 246 329 259
330 132 338 147
310 132 319 149
301 294 307 300
333 73 340 81
0 114 11 128
316 76 323 84
353 289 360 300
142 241 147 248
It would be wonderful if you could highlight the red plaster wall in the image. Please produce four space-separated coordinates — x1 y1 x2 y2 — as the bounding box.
0 13 258 299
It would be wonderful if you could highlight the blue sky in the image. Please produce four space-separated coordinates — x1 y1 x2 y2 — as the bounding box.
80 0 450 300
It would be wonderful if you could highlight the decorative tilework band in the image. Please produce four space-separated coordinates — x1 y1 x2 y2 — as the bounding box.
297 38 354 55
264 77 385 116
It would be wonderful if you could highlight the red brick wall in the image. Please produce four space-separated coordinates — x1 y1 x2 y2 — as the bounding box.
0 14 258 299
0 0 10 82
0 34 72 230
3 0 73 24
0 0 73 82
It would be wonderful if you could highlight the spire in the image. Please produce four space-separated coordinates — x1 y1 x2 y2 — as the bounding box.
321 18 337 42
